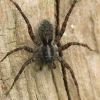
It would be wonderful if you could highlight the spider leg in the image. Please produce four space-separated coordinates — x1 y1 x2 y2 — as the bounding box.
57 56 81 99
52 62 56 69
0 46 36 62
55 0 77 43
57 42 63 57
6 55 38 96
40 61 44 71
10 0 39 45
59 42 97 52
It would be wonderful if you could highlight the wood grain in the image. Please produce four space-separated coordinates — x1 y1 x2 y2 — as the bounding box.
0 0 100 100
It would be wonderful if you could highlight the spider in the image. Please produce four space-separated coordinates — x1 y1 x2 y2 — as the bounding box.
0 0 96 98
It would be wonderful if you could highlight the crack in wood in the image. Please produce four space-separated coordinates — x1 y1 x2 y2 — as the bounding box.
55 0 60 37
55 0 71 100
61 67 71 100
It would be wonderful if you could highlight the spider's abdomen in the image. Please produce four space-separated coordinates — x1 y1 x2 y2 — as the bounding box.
42 45 54 62
38 20 54 44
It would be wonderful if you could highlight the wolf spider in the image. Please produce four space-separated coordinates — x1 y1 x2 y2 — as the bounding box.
0 0 96 98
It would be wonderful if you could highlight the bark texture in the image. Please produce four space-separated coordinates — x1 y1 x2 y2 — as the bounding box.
0 0 100 100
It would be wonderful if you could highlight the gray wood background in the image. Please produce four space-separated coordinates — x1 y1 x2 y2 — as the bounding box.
0 0 100 100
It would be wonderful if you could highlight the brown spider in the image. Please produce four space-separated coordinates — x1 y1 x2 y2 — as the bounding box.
0 0 96 98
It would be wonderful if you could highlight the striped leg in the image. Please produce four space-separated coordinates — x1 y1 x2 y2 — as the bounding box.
0 46 35 62
6 55 38 96
55 0 77 43
59 42 97 52
57 42 63 57
57 56 81 99
10 0 39 45
61 61 81 99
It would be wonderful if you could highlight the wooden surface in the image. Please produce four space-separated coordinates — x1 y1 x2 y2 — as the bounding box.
0 0 100 100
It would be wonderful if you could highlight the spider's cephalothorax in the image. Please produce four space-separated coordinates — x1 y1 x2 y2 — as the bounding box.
41 44 54 62
1 0 97 98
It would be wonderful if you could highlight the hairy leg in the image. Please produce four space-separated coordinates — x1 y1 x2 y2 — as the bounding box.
59 42 97 52
10 0 39 45
0 46 35 62
55 0 77 57
55 0 77 43
6 55 38 96
57 56 81 99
